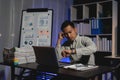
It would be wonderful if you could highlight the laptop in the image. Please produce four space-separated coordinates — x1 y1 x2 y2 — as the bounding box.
32 46 71 67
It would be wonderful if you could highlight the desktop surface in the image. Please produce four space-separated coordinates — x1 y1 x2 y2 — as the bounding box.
17 62 113 79
105 56 120 60
0 62 113 79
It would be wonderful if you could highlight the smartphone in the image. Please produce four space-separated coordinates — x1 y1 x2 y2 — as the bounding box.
62 33 67 39
62 33 65 37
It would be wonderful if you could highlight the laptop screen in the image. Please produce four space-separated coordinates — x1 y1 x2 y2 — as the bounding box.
32 46 59 67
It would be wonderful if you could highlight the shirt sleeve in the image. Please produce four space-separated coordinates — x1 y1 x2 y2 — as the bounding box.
75 36 97 56
55 43 65 60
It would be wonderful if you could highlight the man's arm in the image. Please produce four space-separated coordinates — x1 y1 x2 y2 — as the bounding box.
55 32 65 59
75 36 97 56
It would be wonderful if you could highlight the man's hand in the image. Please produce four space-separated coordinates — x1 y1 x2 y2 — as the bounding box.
58 32 64 40
61 50 72 57
56 32 65 46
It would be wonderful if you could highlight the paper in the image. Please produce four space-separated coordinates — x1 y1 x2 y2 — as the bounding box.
64 64 99 71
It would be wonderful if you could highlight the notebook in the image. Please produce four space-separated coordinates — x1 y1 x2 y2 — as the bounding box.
32 46 71 67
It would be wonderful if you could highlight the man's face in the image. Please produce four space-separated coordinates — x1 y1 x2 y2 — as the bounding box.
63 25 77 41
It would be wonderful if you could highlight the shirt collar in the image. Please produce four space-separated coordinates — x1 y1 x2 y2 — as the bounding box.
74 34 79 42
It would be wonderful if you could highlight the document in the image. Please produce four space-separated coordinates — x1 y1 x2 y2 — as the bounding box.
64 63 99 71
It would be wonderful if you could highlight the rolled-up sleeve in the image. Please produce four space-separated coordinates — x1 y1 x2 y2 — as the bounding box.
55 44 64 60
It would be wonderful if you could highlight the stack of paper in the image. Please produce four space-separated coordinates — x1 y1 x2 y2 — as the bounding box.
14 47 36 64
64 64 99 71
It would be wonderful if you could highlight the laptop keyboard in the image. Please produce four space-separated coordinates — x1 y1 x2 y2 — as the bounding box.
58 62 71 67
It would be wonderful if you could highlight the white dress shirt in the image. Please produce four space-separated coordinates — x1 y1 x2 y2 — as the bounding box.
56 34 97 65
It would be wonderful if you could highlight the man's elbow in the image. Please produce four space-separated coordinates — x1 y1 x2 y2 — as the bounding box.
92 46 97 53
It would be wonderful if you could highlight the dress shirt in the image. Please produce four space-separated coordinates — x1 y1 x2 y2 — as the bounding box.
56 34 97 65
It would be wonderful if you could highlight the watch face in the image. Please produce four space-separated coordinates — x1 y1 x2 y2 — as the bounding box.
72 49 74 54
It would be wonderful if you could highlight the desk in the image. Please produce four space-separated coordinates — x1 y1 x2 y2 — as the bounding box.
105 56 120 60
0 62 113 80
105 56 120 80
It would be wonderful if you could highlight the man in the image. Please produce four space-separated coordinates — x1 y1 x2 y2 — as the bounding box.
56 20 97 65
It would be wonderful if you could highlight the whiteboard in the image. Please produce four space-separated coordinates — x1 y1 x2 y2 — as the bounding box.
19 9 53 48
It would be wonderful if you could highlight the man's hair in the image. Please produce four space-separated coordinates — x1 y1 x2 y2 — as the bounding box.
61 20 75 31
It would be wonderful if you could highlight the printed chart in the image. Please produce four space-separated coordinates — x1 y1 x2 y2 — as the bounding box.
20 9 53 47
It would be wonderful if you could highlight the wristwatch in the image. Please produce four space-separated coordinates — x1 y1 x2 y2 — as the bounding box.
71 49 75 54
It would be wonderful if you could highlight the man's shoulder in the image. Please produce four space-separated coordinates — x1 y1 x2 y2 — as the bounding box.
78 35 90 39
77 35 92 42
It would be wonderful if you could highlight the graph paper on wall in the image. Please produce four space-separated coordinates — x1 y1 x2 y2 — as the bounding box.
19 9 53 48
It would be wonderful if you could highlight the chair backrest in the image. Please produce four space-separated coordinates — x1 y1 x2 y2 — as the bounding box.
76 55 90 65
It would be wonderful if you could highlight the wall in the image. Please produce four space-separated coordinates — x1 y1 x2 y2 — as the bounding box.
0 0 72 79
0 0 72 61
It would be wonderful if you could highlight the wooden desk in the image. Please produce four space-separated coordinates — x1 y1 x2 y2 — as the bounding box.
105 56 120 60
0 62 113 80
105 56 120 68
105 56 120 80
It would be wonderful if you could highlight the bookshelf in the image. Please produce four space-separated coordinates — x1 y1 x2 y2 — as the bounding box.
71 0 118 56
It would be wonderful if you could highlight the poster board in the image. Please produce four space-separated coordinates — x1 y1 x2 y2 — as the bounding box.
19 9 53 48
